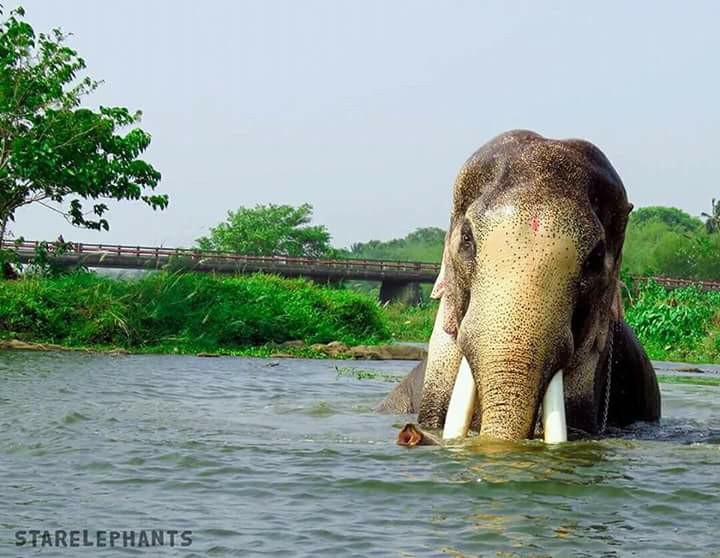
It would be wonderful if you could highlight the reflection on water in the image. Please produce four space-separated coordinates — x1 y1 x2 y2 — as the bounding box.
0 351 719 557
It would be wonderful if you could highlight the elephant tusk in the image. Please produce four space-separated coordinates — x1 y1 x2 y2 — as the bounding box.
442 357 476 440
542 370 567 444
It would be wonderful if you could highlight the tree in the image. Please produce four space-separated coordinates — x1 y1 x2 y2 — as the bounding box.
622 205 720 280
629 206 703 234
349 227 446 262
0 7 167 247
196 203 333 257
701 198 720 234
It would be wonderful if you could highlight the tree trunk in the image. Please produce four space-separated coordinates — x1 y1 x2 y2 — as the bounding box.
0 214 7 247
0 214 17 279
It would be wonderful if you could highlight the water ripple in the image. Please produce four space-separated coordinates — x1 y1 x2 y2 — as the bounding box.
1 353 719 557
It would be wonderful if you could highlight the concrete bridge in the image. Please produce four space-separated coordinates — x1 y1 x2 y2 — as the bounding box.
6 240 720 304
3 240 438 304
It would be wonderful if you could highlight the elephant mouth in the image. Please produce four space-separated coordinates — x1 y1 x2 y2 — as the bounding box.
440 363 568 444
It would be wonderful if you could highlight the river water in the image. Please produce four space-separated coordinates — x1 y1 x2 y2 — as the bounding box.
1 351 719 557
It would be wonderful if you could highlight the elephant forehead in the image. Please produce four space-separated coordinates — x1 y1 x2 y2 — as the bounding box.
473 194 599 256
461 207 582 350
473 201 589 282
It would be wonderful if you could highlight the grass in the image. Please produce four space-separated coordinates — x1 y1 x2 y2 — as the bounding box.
624 280 720 363
4 272 720 368
383 301 438 342
0 271 390 354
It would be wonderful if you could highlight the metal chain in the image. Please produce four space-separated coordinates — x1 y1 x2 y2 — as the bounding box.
599 321 615 434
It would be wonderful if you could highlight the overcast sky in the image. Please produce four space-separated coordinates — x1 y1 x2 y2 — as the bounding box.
7 1 720 248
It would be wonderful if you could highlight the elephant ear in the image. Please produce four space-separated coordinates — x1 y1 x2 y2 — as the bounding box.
434 134 519 334
441 288 461 336
431 244 461 335
431 247 448 300
568 138 632 265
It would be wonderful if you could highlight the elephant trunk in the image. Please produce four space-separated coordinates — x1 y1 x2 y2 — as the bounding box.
474 353 544 440
459 290 574 441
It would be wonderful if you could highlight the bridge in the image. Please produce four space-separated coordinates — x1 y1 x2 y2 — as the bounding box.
2 240 439 304
5 240 720 304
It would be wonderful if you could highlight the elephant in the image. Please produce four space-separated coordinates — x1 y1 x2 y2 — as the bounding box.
378 130 661 443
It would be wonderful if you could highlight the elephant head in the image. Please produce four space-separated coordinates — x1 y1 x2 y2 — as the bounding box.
418 130 632 441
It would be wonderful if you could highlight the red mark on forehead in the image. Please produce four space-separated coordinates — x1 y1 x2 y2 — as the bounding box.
531 216 540 232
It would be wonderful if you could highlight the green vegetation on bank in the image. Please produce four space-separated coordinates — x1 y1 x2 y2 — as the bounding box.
624 280 720 363
2 272 720 365
384 301 437 341
0 272 390 354
622 207 720 280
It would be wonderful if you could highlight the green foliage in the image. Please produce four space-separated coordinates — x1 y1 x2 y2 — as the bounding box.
7 272 720 364
0 272 390 350
624 281 720 362
628 206 704 233
622 207 720 280
348 227 445 262
383 301 438 341
0 7 166 240
625 281 720 347
701 198 720 234
197 203 333 257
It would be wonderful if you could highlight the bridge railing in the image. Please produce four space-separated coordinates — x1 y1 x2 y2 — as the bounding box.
6 239 720 290
1 240 441 274
630 275 720 291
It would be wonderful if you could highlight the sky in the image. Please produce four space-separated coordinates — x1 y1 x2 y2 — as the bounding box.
6 1 720 248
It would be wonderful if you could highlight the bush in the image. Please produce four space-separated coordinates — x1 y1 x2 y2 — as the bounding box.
625 280 720 359
0 272 390 350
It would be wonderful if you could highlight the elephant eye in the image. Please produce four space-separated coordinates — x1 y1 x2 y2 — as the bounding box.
460 222 473 245
458 221 475 259
583 240 606 275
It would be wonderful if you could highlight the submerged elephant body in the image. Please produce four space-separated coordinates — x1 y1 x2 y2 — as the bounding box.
380 130 660 441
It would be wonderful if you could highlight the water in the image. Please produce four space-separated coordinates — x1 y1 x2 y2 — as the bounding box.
1 351 719 557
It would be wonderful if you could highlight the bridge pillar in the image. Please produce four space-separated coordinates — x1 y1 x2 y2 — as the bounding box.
379 280 421 305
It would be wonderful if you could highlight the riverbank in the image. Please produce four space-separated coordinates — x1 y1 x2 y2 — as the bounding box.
0 337 428 360
2 272 720 366
0 272 433 359
0 272 389 350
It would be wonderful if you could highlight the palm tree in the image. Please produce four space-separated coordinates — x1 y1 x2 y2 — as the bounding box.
701 198 720 234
